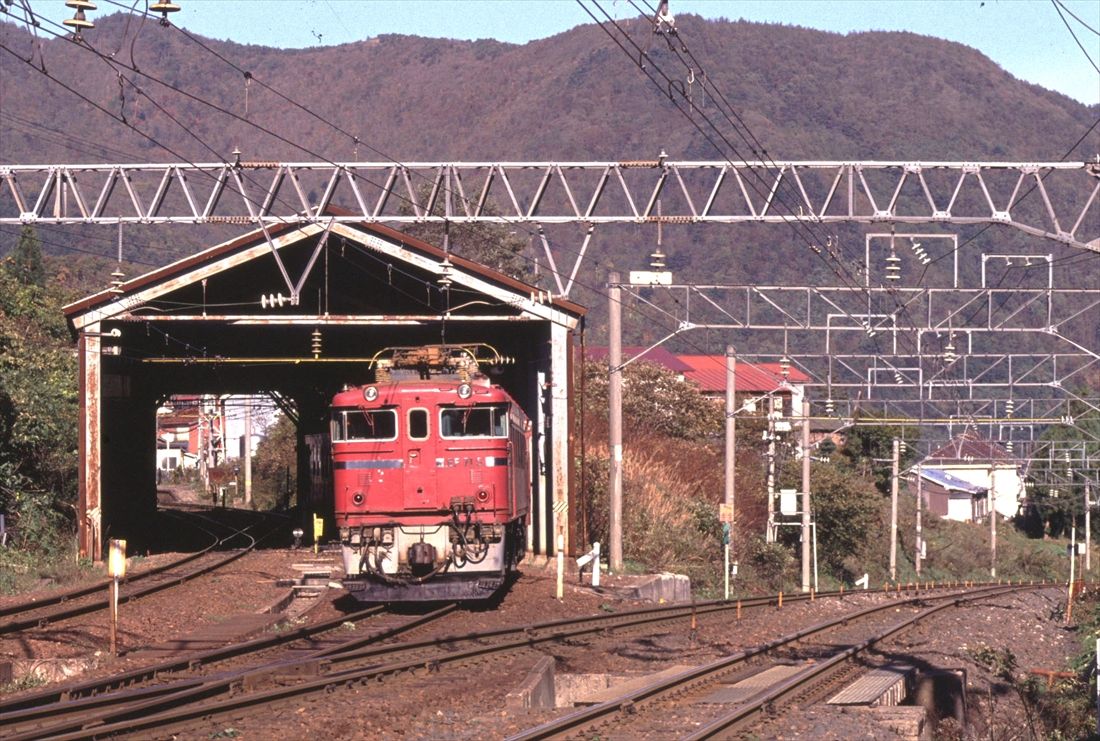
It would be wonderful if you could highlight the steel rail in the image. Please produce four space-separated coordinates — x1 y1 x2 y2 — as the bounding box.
681 588 1033 739
5 584 988 740
0 604 458 736
506 583 1041 740
0 511 223 622
0 590 801 722
0 513 267 635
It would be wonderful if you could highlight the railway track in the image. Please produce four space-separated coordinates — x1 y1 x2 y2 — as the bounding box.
0 582 991 739
0 508 279 636
506 583 1045 740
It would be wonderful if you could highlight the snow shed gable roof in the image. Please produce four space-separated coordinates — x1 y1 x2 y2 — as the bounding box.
64 215 584 331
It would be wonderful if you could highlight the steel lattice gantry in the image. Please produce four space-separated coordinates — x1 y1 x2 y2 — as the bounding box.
2 160 1098 297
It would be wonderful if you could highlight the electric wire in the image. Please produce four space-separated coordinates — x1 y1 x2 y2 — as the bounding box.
1053 0 1100 36
580 0 953 412
590 0 1097 437
1051 0 1100 74
4 12 809 381
6 7 1091 439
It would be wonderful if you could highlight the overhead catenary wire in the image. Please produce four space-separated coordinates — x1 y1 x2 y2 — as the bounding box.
1 11 795 374
578 0 950 398
0 4 1082 439
1051 0 1100 74
581 0 1097 434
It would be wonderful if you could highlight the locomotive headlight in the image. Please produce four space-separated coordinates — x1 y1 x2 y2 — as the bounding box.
352 491 365 506
363 386 379 402
457 383 473 399
476 488 490 503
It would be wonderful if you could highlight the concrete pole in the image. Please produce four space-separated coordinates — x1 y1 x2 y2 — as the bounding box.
608 272 624 573
724 345 736 514
990 468 997 579
801 399 811 593
915 463 923 576
890 438 899 582
766 408 776 543
243 398 253 507
1086 479 1092 572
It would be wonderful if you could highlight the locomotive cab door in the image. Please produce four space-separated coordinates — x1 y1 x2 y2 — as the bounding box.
403 407 434 509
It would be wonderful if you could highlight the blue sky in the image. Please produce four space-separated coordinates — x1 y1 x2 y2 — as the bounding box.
45 1 1100 104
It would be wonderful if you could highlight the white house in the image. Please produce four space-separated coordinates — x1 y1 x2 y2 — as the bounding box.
920 432 1024 520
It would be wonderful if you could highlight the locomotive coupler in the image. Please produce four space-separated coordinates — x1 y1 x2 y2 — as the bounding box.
408 541 438 575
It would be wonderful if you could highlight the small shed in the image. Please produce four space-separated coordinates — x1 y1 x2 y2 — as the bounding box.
912 467 989 522
922 432 1023 520
64 218 585 559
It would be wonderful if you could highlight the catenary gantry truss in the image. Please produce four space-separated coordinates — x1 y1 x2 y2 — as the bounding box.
1 160 1098 297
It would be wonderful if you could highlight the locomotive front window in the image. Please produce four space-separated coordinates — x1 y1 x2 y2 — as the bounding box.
332 408 398 441
439 404 508 439
408 408 429 440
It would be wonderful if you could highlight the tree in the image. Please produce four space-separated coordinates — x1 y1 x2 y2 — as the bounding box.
779 459 880 580
838 412 919 494
581 359 724 441
9 226 46 288
1022 392 1100 538
251 414 297 510
0 248 78 553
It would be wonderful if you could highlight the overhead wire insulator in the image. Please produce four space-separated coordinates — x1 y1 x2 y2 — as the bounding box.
824 398 835 416
109 268 125 294
63 0 95 36
779 355 791 378
150 0 180 25
651 198 667 269
1005 398 1015 417
885 248 901 281
944 334 958 365
310 328 322 358
438 257 453 288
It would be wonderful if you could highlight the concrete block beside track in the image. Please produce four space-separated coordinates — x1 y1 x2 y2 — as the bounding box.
505 655 555 708
627 572 691 602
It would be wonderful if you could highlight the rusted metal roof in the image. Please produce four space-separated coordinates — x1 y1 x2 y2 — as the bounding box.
584 346 692 372
926 431 1016 464
678 355 800 393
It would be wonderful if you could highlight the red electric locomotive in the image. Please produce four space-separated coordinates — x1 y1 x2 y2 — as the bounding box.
331 344 530 601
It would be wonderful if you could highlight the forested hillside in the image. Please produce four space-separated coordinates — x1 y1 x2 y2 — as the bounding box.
1 12 1096 322
3 13 1093 165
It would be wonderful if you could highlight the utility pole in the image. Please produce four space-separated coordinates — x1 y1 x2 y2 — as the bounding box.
990 467 997 578
724 345 735 516
243 397 253 508
801 399 811 593
1086 478 1092 572
724 345 736 601
915 463 923 576
766 406 777 543
890 438 899 582
608 272 623 573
